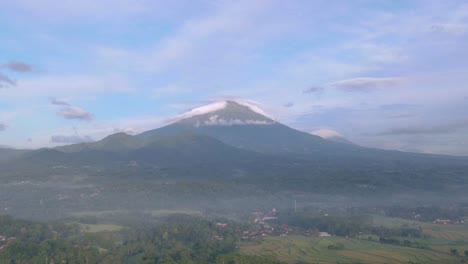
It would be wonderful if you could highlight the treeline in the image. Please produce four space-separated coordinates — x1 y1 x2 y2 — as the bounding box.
274 214 371 237
114 215 240 263
383 205 468 222
0 215 99 263
275 213 424 239
377 237 429 249
0 214 282 264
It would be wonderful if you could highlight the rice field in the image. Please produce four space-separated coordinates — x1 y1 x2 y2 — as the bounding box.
240 235 460 264
372 215 468 240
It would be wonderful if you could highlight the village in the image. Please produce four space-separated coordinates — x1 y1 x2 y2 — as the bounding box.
0 235 16 252
212 208 331 242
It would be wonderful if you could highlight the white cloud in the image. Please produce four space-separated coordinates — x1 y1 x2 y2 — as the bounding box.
171 101 227 122
311 128 344 139
203 115 273 126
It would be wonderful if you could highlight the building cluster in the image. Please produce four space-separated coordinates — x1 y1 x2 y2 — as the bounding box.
0 235 16 251
433 219 465 225
239 208 291 239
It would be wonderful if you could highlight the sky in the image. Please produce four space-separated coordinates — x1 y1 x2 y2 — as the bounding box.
0 0 468 155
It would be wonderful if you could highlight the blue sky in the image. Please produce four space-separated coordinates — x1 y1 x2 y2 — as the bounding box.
1 0 468 155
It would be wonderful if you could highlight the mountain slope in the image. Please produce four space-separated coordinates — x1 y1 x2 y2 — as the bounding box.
56 132 148 153
0 147 30 161
139 101 354 155
10 132 266 170
3 100 468 192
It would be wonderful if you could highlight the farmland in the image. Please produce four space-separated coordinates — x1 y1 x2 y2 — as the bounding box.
241 235 460 264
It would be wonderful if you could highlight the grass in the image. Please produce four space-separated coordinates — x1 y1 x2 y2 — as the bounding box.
240 235 460 264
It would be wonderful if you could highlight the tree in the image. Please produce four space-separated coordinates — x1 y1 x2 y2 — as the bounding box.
450 248 459 256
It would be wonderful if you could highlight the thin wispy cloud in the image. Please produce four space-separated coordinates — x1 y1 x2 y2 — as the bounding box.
0 73 16 88
331 77 405 92
50 134 94 144
1 61 34 73
49 97 70 106
377 120 468 136
57 107 94 121
113 127 136 134
302 86 324 94
430 23 468 35
283 102 294 108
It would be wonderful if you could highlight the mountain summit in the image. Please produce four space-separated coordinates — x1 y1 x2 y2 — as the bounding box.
171 100 275 127
139 100 338 154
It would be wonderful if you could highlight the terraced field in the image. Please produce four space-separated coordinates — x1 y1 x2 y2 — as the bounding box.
240 235 459 264
372 215 468 240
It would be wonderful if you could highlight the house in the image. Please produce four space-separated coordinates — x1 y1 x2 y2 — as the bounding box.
433 219 452 225
216 223 228 229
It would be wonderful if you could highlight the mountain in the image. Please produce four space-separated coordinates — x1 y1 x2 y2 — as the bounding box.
139 101 357 155
1 100 468 220
6 100 468 174
56 132 148 153
0 147 30 161
15 132 259 166
138 101 468 164
11 100 467 172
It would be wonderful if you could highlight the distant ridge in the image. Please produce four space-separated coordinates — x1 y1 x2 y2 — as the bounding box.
2 99 467 197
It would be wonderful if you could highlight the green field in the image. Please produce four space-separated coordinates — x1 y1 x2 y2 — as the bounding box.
239 215 468 263
148 209 202 216
68 210 128 217
372 215 468 241
240 235 460 264
69 209 202 218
